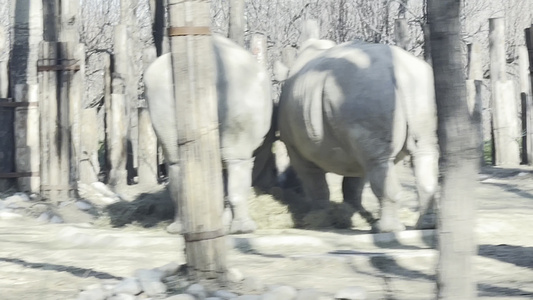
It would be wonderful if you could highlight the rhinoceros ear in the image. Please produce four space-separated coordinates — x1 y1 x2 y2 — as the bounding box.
273 60 290 82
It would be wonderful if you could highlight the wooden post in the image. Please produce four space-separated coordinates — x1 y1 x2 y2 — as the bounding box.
79 108 100 183
103 53 112 179
114 24 138 182
14 84 40 193
39 41 72 201
466 42 484 166
229 0 245 46
0 26 15 191
108 77 128 190
519 46 531 164
250 34 267 67
526 26 533 164
299 19 320 44
137 47 159 186
167 0 227 281
489 18 520 166
282 46 297 70
394 18 409 50
8 0 43 191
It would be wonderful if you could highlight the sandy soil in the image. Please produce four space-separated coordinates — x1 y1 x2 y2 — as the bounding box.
0 164 532 299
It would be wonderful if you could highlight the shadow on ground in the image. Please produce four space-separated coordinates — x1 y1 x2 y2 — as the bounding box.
479 244 533 269
104 188 174 228
0 257 123 280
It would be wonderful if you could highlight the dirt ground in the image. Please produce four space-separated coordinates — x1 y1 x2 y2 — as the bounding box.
0 164 532 300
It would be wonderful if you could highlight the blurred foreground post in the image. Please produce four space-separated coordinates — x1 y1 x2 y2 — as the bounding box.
428 0 480 299
167 0 227 281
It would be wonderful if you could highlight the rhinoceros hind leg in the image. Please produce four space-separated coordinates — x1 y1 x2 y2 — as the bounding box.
342 176 375 224
412 151 439 230
226 159 257 234
367 160 405 233
286 145 330 210
166 164 184 234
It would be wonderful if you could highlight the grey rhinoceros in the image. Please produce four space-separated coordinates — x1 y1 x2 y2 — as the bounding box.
277 39 439 232
143 35 273 234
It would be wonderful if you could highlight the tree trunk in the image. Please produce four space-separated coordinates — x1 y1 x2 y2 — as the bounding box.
427 0 479 299
167 0 227 281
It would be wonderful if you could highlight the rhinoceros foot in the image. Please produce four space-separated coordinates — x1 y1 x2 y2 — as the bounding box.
166 221 183 235
371 218 405 233
415 213 436 230
229 218 257 234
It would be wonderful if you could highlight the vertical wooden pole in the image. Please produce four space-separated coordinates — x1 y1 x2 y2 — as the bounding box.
167 0 227 281
250 34 267 67
489 18 520 166
79 108 100 183
0 26 14 191
282 46 297 70
57 42 75 196
119 0 140 179
299 19 320 44
526 26 533 164
113 24 134 184
394 18 409 50
466 42 484 166
14 84 40 193
428 0 479 297
39 41 71 201
103 53 112 179
519 46 531 164
137 47 159 186
108 77 128 190
229 0 245 46
10 0 43 192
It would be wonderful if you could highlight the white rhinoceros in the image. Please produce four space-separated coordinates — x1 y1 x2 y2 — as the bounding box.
143 35 273 234
277 39 439 232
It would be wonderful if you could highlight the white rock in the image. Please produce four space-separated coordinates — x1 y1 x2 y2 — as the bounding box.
135 268 165 281
334 287 367 300
242 277 264 293
113 278 142 295
135 269 167 296
0 211 23 220
296 289 323 300
5 192 30 203
186 283 207 299
91 181 117 197
165 295 195 300
156 261 182 278
263 285 297 300
37 212 51 222
213 290 238 299
227 268 244 283
107 294 136 300
77 289 107 300
76 200 93 211
50 214 64 224
235 296 260 300
206 298 222 300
